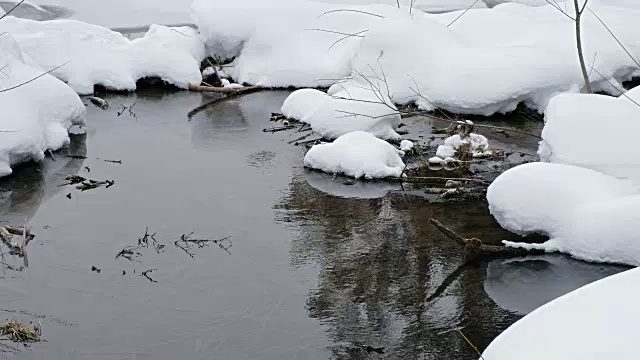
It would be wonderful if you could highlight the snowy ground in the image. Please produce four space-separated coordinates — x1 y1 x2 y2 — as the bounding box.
0 35 85 176
483 266 640 359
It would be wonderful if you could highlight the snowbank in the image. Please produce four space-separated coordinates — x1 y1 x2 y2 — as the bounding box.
0 17 205 94
0 36 85 177
539 88 640 185
483 266 640 359
487 162 636 236
282 87 401 140
303 131 405 178
487 162 640 266
193 0 640 115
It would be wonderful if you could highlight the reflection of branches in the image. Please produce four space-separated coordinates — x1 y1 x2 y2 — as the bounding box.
117 102 137 119
141 269 158 283
174 232 232 258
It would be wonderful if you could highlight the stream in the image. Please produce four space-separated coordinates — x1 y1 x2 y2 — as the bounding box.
0 88 628 359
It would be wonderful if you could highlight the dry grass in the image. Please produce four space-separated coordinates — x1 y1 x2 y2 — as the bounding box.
0 320 44 344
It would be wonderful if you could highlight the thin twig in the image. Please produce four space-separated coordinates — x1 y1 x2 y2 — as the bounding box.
0 61 71 93
0 0 25 21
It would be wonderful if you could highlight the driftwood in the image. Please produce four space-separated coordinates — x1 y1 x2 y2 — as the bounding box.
187 85 265 118
429 218 545 257
187 83 262 94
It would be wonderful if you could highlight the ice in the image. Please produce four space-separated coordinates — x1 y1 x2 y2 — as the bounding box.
0 17 205 94
281 87 401 140
0 36 85 177
539 88 640 185
303 131 405 179
483 266 640 359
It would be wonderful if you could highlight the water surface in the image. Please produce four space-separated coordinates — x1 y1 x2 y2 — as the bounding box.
0 89 627 359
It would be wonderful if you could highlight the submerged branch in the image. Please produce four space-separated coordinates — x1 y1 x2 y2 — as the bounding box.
429 218 545 257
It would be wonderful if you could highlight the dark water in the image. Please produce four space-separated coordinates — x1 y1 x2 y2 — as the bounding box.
0 89 628 359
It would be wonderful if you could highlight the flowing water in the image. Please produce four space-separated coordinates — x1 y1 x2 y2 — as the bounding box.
0 89 628 359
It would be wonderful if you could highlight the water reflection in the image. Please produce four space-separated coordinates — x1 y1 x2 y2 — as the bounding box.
0 134 86 224
304 171 401 199
484 255 629 315
277 175 526 358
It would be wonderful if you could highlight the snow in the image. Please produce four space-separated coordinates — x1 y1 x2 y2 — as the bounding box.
303 131 405 179
193 0 640 116
29 0 195 29
202 67 215 77
482 265 640 359
281 87 401 140
434 133 490 159
539 88 640 185
487 162 636 236
487 162 640 266
400 140 414 152
0 35 85 177
0 17 205 94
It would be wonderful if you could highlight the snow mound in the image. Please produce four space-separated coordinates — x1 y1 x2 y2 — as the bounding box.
282 87 401 140
539 89 640 185
194 0 640 115
0 17 205 94
303 131 405 179
435 133 490 159
400 140 414 152
488 162 640 266
487 162 636 236
483 266 640 359
0 36 85 177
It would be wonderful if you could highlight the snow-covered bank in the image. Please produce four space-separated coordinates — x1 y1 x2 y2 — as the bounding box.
0 17 205 94
303 131 405 178
482 266 640 359
0 36 85 177
487 162 640 266
282 86 401 140
539 87 640 185
193 0 640 116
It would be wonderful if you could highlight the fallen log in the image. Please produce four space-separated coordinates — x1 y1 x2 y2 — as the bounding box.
429 218 545 257
187 83 262 94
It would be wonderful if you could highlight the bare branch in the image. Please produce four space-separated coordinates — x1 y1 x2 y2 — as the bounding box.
543 0 576 21
447 0 482 28
328 30 368 51
587 7 640 68
0 0 25 21
590 66 640 109
0 61 71 93
318 9 384 19
304 28 366 38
